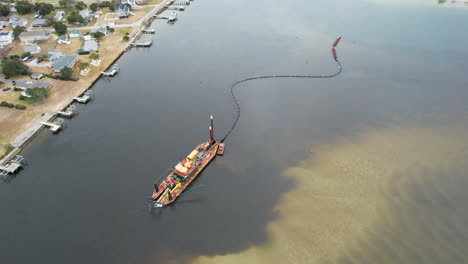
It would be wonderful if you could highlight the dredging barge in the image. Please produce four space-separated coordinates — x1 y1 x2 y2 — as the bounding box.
150 116 225 207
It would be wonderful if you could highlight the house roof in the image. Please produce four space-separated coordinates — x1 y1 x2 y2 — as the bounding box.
11 18 27 27
47 50 63 61
83 39 98 51
79 9 91 18
31 73 43 79
19 30 50 39
91 26 108 35
23 45 40 53
53 54 77 71
118 3 130 12
58 35 69 41
8 14 19 21
32 19 48 26
14 80 51 89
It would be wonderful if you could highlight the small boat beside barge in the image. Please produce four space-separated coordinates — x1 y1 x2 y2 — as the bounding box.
150 116 222 208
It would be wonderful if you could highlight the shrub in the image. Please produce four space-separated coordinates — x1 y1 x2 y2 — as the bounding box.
13 87 21 91
123 35 130 41
0 101 15 108
21 52 31 58
15 104 27 110
19 95 26 100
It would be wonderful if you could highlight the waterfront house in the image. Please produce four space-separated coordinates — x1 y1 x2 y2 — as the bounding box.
18 30 50 45
31 73 44 80
11 18 27 28
52 54 78 72
91 26 110 36
47 50 62 61
54 11 65 21
32 19 49 27
83 39 98 52
57 35 71 44
14 80 51 90
0 21 8 29
121 0 137 8
23 44 41 54
69 29 82 38
9 4 16 13
79 9 92 23
0 31 14 48
117 4 130 19
8 14 19 23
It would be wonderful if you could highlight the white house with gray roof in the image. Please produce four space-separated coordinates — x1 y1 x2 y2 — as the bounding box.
18 30 50 45
23 45 41 54
83 39 98 52
0 32 14 48
53 54 78 72
11 18 27 28
54 11 65 21
14 80 51 90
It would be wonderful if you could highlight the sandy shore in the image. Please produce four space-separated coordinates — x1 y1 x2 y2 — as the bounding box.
186 123 468 264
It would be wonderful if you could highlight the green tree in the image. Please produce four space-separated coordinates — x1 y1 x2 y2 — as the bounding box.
15 0 35 15
54 21 68 35
75 1 87 10
59 0 76 10
89 53 100 60
24 88 49 104
1 58 30 78
78 62 89 71
90 3 99 12
91 31 104 41
21 52 31 58
34 2 54 15
67 11 84 24
0 5 10 17
60 66 73 79
13 26 26 38
122 35 130 41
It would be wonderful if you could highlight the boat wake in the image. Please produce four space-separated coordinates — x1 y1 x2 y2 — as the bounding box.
221 37 343 143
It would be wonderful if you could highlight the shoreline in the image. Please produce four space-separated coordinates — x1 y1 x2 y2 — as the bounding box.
0 0 174 168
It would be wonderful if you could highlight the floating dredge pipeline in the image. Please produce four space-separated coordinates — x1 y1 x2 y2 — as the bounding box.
220 37 343 143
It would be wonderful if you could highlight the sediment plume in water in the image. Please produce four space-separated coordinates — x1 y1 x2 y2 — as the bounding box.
185 125 468 264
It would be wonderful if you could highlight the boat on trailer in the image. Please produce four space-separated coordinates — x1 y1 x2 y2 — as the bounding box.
150 116 223 207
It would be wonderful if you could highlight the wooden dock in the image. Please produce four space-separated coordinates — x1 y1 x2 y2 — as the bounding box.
40 121 61 132
166 5 185 11
102 65 119 76
0 155 24 178
131 40 153 47
74 90 93 104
